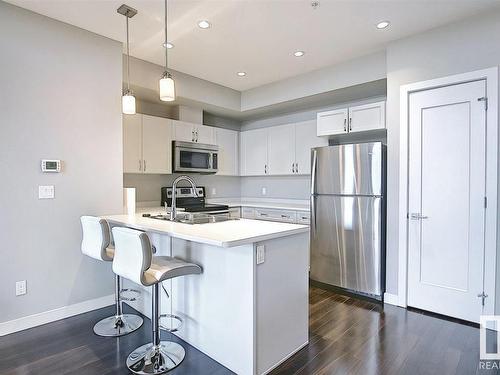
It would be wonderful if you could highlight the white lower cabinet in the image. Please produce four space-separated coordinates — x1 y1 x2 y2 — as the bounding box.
228 207 241 219
123 114 173 174
239 206 309 225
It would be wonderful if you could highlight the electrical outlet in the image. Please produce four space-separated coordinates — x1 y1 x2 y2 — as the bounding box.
211 187 217 196
16 280 27 296
261 187 267 196
38 185 55 199
256 245 265 265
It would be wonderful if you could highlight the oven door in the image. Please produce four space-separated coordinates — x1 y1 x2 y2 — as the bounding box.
174 143 218 173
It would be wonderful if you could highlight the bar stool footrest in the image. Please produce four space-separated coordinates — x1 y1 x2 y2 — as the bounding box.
159 314 182 333
120 288 141 302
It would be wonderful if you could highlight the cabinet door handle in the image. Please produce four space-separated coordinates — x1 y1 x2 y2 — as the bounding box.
349 117 352 131
344 118 347 132
196 131 199 142
296 163 299 173
191 131 194 142
139 160 142 171
144 160 146 172
292 163 294 173
281 214 289 218
265 164 268 174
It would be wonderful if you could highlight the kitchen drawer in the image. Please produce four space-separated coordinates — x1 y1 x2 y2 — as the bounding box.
241 207 256 219
228 207 241 219
254 208 297 223
296 211 310 225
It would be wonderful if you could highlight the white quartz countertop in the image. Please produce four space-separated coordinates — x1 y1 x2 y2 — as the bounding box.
102 213 308 248
206 198 310 212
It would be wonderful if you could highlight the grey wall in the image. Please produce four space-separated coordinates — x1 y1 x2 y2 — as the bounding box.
124 174 241 203
0 2 123 322
241 51 386 111
384 10 500 297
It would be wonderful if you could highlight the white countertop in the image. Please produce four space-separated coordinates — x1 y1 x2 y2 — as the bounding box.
206 198 310 212
103 212 308 248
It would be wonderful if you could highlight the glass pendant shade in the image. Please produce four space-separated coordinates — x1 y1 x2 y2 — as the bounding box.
122 91 136 114
159 72 176 102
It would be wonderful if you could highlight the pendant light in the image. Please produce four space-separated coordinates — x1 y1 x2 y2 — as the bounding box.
118 4 137 114
159 0 175 101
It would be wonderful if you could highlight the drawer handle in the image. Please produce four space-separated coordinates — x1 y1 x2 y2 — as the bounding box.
260 213 268 216
281 215 289 218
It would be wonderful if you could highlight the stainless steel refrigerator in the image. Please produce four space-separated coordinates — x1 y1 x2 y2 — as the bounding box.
310 142 385 300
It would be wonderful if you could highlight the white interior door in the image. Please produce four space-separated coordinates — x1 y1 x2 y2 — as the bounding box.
142 115 172 174
408 80 486 322
123 114 143 173
268 124 295 175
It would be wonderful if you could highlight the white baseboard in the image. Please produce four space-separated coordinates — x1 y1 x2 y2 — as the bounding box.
383 292 399 306
261 341 309 375
0 294 114 337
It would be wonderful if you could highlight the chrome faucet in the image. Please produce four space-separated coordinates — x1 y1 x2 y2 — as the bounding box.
169 175 198 221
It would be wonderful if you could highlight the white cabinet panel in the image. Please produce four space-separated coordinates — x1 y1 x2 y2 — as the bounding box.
142 115 172 174
173 120 195 142
240 128 268 176
123 114 143 173
268 125 295 175
294 120 328 175
196 125 215 144
348 101 386 133
216 128 239 176
317 108 348 136
241 207 256 219
228 207 241 219
255 208 297 223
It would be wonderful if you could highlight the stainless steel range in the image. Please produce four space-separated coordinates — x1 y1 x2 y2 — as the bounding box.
161 186 229 215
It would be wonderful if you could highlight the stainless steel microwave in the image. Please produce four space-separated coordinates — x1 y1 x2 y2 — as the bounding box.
173 141 218 174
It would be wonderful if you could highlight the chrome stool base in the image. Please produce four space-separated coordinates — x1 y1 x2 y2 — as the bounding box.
93 314 143 337
127 341 185 375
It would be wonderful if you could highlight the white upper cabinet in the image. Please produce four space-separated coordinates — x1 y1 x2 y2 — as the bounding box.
123 114 173 174
294 120 328 175
348 101 386 133
240 120 328 176
172 120 215 144
196 124 216 144
268 124 295 175
317 101 386 136
215 127 239 176
240 128 268 176
317 108 348 136
141 115 172 174
123 114 143 173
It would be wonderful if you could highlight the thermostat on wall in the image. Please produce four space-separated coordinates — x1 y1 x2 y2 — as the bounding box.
41 159 61 173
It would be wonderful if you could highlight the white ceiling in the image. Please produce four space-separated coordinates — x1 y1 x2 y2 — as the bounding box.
7 0 500 91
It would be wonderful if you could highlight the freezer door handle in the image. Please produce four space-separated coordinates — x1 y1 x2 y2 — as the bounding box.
311 149 318 195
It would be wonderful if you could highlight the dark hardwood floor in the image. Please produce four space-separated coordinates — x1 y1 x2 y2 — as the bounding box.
1 287 498 375
271 287 499 375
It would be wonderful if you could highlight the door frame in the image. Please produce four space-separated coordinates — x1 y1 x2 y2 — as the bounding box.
398 67 498 316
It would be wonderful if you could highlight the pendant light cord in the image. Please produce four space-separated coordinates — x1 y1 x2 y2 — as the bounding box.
165 0 168 70
126 14 131 92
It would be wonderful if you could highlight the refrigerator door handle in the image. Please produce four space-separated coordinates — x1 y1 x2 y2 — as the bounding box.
311 149 318 195
310 195 317 236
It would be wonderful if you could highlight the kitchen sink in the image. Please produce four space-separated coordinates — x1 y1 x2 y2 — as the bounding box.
146 212 236 225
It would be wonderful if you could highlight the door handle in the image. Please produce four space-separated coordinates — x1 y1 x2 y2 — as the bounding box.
139 160 142 171
191 131 194 142
195 130 199 142
349 117 352 131
292 163 294 173
144 160 146 172
410 213 429 220
344 118 347 132
296 162 299 173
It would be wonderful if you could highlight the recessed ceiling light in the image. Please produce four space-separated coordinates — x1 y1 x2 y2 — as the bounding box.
376 21 390 29
198 20 211 29
162 42 174 49
293 51 305 57
237 72 246 77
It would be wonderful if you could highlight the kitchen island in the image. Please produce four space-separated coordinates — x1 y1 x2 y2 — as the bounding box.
103 213 309 375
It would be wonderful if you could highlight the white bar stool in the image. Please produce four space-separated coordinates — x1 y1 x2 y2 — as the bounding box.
80 216 143 336
111 226 201 375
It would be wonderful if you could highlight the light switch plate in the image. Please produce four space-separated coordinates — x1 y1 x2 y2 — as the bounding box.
256 245 265 265
261 187 267 196
39 185 55 199
16 280 27 296
211 187 217 196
